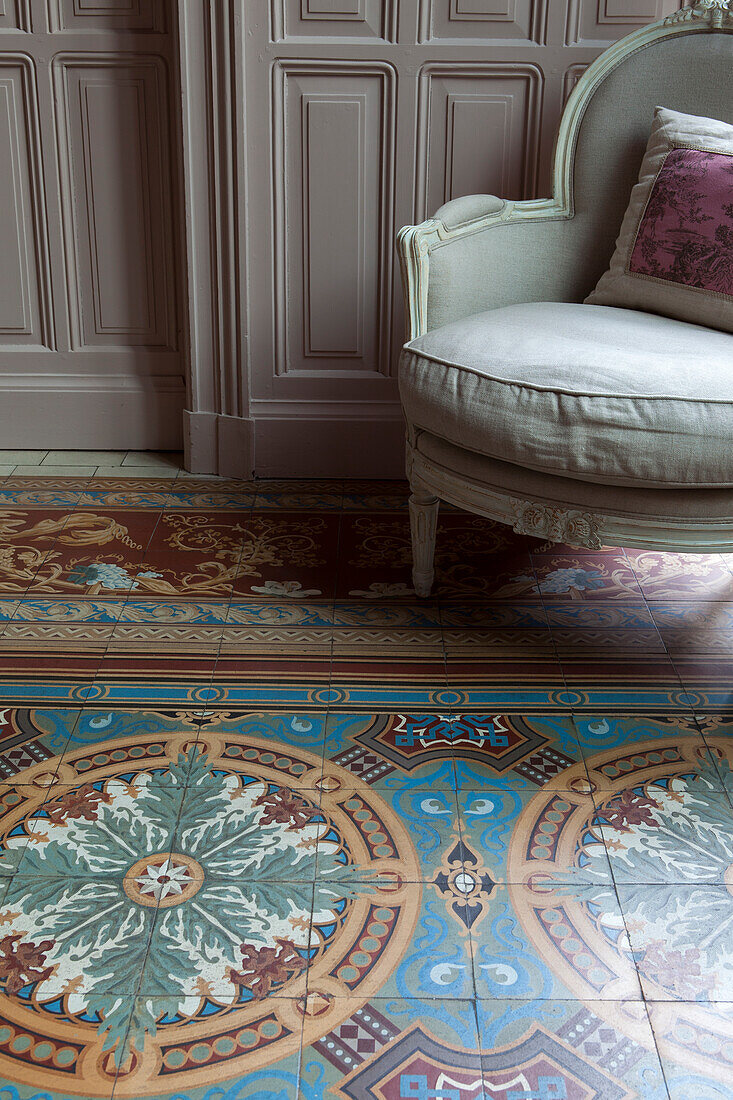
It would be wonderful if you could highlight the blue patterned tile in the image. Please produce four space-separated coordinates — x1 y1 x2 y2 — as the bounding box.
11 599 124 624
228 602 334 626
476 999 667 1100
648 1000 733 1100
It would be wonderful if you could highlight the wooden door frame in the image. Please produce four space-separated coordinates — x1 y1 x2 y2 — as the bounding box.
175 0 254 476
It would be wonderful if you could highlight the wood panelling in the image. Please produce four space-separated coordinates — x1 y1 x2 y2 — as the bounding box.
0 72 28 333
565 0 681 44
0 61 49 343
51 0 166 33
54 58 176 348
420 0 546 42
0 1 29 30
0 2 183 448
273 0 397 40
273 62 394 375
563 62 588 102
223 0 687 477
416 64 540 220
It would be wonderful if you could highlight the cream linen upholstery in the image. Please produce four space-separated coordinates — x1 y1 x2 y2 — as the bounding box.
416 432 733 524
395 9 733 597
400 302 733 490
422 34 733 336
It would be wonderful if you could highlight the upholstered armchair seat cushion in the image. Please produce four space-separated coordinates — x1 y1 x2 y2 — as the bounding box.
399 302 733 490
415 431 733 524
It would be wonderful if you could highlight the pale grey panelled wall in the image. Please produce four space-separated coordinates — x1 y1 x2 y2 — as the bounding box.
0 0 183 448
181 0 684 478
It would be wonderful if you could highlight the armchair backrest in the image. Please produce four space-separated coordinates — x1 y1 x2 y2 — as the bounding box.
403 5 733 336
563 5 733 296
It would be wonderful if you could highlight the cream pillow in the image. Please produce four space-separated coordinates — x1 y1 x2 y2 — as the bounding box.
586 106 733 333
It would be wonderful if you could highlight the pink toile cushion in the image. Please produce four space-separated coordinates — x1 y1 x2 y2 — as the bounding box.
587 107 733 333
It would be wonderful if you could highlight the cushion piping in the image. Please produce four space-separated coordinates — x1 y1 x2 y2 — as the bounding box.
401 345 733 404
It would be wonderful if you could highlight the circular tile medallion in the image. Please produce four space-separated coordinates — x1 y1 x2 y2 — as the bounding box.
508 735 733 1085
0 730 421 1096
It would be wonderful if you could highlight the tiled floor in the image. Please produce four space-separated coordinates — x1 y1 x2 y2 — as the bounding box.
0 460 730 1099
0 449 184 477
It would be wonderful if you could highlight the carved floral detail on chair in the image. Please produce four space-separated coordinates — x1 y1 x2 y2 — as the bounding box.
509 500 603 549
664 0 733 28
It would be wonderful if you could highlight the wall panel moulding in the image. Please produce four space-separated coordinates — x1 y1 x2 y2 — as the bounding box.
176 0 685 478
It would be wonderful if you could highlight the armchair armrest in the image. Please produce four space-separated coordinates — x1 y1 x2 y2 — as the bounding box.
433 194 507 231
397 194 594 340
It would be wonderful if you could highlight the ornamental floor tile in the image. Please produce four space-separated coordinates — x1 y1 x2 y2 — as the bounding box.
298 997 482 1100
440 600 551 629
468 882 642 1002
625 550 733 601
476 997 669 1100
127 995 304 1096
0 877 157 995
2 773 186 879
554 627 668 655
444 654 567 694
3 473 733 1098
647 1000 733 1100
531 551 643 601
616 885 733 1002
0 707 81 765
591 766 733 886
313 786 462 880
647 599 733 631
0 994 133 1097
569 713 724 792
669 652 733 701
322 713 458 791
456 785 615 886
0 507 92 599
138 886 315 1001
448 713 586 792
443 628 557 659
25 508 165 599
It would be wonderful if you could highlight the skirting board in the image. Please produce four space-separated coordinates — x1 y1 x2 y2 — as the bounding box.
0 379 185 449
184 412 405 478
184 412 255 478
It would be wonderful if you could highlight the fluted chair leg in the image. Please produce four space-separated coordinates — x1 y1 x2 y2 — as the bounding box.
409 491 439 597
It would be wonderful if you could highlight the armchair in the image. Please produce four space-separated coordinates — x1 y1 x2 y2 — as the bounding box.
397 2 733 598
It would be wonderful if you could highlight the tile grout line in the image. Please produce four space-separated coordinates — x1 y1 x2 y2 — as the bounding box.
534 557 602 797
82 478 180 706
1 468 111 712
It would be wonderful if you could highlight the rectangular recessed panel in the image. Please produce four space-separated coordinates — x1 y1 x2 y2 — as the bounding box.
445 95 510 200
563 63 588 103
0 66 42 341
304 0 362 15
276 0 392 38
424 0 541 40
303 97 363 355
452 0 513 18
566 0 681 43
55 0 165 31
602 0 663 18
419 68 539 218
0 0 20 29
57 61 175 348
274 64 393 374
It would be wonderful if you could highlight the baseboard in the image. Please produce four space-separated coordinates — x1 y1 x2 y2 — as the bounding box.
184 412 405 478
183 410 217 473
253 415 405 478
0 376 185 449
184 411 255 477
218 414 255 479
